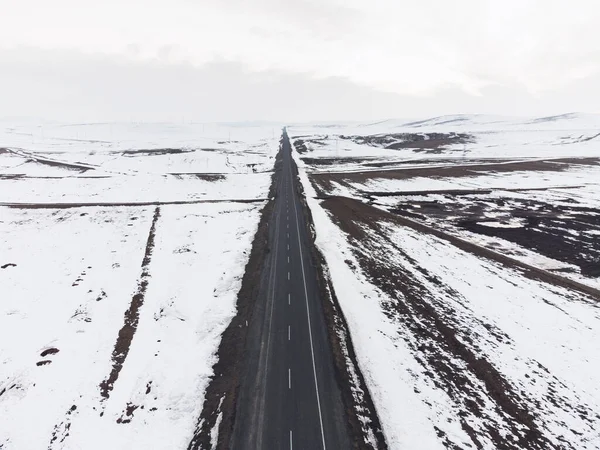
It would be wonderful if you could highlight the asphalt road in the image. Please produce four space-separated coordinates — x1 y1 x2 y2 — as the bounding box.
230 131 350 449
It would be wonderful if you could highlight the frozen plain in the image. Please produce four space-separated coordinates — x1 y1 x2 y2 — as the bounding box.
0 121 278 449
2 114 600 449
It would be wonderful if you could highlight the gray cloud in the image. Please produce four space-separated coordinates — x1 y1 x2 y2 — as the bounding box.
1 47 598 123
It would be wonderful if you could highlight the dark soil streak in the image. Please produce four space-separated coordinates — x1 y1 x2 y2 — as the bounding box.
310 158 600 196
169 173 226 181
40 348 59 357
29 158 92 172
363 184 587 198
0 384 16 398
122 148 191 156
99 206 161 400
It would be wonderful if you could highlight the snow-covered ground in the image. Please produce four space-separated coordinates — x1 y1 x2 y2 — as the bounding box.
0 121 278 204
0 122 276 449
0 121 280 158
291 115 600 449
290 113 600 173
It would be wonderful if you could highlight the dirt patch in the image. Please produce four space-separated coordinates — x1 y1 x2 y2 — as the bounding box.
361 158 506 168
40 348 60 357
459 211 600 278
186 143 281 450
99 206 161 400
387 201 600 299
364 185 586 198
49 404 77 448
116 403 140 424
340 132 474 153
29 157 92 172
383 192 600 281
170 173 226 182
311 158 600 196
122 148 192 156
302 157 376 166
293 137 329 154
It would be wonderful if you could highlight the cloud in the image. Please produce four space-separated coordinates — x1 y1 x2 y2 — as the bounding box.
1 47 598 122
0 0 598 120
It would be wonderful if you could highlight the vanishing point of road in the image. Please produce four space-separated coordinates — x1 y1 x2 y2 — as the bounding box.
230 131 351 449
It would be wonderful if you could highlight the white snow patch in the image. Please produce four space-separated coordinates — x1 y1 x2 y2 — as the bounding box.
477 217 527 228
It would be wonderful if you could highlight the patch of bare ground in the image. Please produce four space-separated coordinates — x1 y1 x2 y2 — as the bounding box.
320 196 598 449
185 144 281 450
458 209 600 278
293 137 329 153
363 185 586 198
302 156 376 166
309 157 600 198
28 157 93 172
40 347 60 357
340 132 474 153
395 202 600 300
116 403 140 424
99 206 161 401
362 158 507 167
121 148 192 156
385 192 600 280
292 160 388 449
169 173 226 181
311 157 600 196
49 404 78 448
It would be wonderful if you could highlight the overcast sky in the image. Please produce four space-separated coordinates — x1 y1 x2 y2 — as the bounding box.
1 0 598 122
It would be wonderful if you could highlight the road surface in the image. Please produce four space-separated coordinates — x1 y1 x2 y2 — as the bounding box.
230 130 350 449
